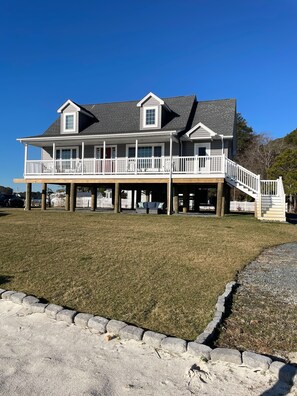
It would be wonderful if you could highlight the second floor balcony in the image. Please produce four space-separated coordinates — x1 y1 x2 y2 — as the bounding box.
24 155 225 178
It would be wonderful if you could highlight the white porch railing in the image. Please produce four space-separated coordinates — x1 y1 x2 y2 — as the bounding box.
25 155 225 176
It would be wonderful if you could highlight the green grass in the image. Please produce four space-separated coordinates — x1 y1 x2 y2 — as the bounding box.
0 209 296 340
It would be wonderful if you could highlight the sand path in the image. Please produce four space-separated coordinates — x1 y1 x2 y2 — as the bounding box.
0 300 294 395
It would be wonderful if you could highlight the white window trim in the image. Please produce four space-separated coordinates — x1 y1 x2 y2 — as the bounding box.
194 142 211 156
126 143 165 157
94 145 117 159
55 146 79 159
143 106 158 128
62 112 77 133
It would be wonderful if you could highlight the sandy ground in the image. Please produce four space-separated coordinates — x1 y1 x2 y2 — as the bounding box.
0 300 295 396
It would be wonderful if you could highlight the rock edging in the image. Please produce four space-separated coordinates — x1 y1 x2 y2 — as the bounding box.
0 287 296 385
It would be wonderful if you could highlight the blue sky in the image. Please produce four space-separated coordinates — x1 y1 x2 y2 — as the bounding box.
1 0 296 191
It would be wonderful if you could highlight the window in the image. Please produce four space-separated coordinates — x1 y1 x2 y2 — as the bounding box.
128 145 162 158
145 109 155 125
65 115 74 130
63 112 76 132
143 106 158 127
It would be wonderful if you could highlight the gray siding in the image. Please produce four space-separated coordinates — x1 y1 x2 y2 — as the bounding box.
42 148 52 160
164 141 179 156
182 140 229 156
190 126 211 139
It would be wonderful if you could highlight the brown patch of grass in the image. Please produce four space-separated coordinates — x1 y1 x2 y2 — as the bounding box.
0 209 296 340
216 289 297 359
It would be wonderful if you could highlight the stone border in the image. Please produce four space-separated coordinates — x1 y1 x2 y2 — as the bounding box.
0 287 296 385
195 281 236 344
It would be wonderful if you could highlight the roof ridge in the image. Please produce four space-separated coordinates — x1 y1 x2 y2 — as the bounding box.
80 94 196 108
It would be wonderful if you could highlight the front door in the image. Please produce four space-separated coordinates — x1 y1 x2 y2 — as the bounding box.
95 146 116 173
194 143 210 172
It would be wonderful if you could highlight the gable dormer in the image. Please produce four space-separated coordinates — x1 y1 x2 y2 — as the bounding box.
186 122 218 140
137 92 166 130
57 99 95 134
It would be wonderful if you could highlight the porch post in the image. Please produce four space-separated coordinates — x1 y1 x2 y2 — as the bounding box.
145 189 150 202
114 183 120 213
91 185 97 211
173 184 179 214
41 183 47 210
135 139 138 174
24 144 28 176
103 140 106 175
81 141 85 175
167 133 173 215
216 182 223 217
136 189 141 206
70 183 76 212
111 186 115 207
53 143 56 173
131 189 135 210
25 183 32 211
65 184 70 211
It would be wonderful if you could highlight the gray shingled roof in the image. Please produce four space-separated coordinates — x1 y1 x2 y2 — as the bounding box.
38 95 196 138
24 95 236 139
191 99 236 137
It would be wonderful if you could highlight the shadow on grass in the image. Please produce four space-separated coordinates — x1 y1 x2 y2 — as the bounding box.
0 211 10 217
0 275 13 286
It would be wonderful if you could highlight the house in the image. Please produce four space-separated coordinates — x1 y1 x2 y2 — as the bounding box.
14 92 286 221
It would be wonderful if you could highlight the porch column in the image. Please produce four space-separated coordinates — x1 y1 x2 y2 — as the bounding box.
103 141 106 175
114 183 120 213
70 183 76 212
91 185 97 211
81 141 85 175
131 189 135 210
136 189 141 206
24 144 28 176
145 190 150 202
167 181 172 215
25 183 32 211
135 139 138 174
216 182 224 217
173 184 179 214
65 184 70 211
41 183 47 210
111 186 115 206
53 143 56 173
183 185 189 213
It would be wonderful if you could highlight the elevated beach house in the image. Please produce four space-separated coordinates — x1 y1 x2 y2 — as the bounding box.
15 92 285 221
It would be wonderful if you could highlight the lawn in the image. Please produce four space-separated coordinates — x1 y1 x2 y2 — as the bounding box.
0 209 296 340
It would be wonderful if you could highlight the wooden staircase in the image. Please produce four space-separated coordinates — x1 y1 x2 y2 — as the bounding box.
225 158 286 222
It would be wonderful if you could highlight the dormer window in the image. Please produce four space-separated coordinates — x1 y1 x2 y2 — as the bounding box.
63 112 76 132
144 106 158 128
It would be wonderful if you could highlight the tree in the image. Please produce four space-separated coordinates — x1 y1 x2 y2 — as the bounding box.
236 113 256 156
268 149 297 212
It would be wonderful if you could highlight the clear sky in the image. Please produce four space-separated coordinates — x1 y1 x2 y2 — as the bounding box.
1 0 296 191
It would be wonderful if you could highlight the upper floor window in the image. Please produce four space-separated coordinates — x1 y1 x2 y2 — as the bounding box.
63 113 76 132
144 107 158 127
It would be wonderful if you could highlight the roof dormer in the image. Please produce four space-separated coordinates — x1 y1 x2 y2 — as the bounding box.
57 99 95 134
186 122 218 140
137 92 166 130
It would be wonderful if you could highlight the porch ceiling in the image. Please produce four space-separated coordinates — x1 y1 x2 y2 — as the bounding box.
18 132 179 147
